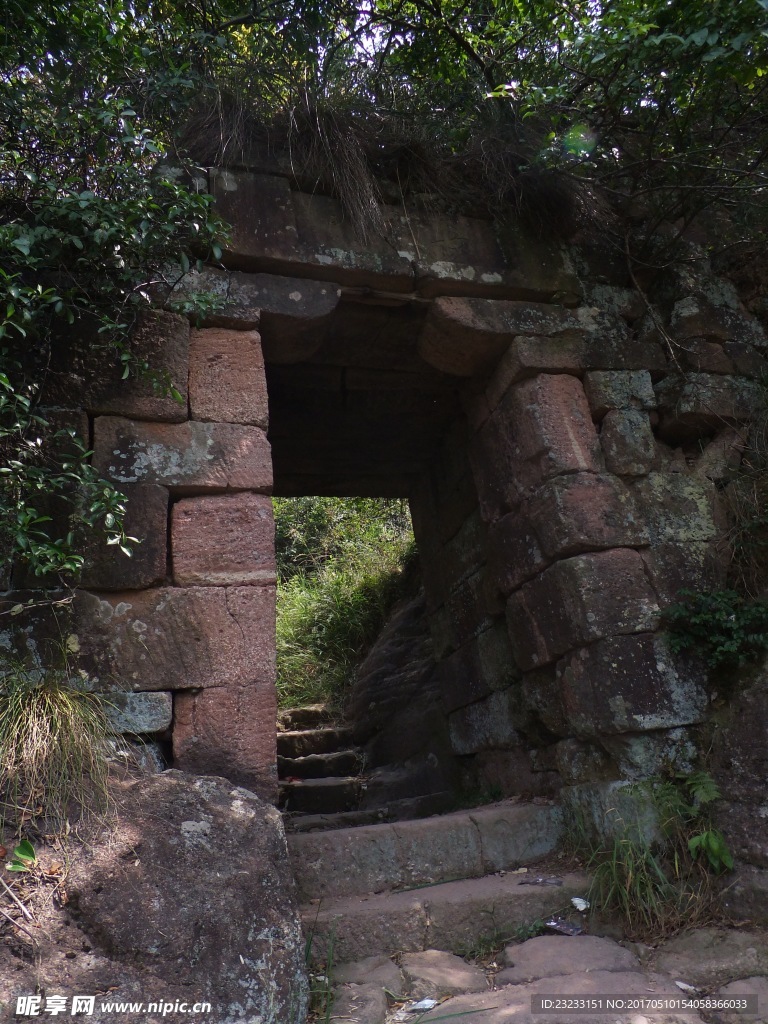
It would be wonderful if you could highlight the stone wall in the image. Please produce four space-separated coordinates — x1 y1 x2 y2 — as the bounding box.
7 164 768 816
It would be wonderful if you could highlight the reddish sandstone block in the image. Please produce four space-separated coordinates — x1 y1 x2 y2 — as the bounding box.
173 683 277 800
506 549 659 670
189 327 269 428
497 374 602 492
92 416 272 493
80 483 169 591
486 512 549 597
446 570 494 648
440 623 520 714
75 585 275 691
469 412 526 521
485 335 586 411
599 409 656 476
639 541 725 606
172 493 276 586
558 634 708 736
528 473 649 558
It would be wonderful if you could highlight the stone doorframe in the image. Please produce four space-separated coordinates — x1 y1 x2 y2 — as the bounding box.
7 166 766 807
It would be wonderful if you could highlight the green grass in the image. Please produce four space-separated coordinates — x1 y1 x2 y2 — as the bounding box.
275 497 417 712
0 662 112 833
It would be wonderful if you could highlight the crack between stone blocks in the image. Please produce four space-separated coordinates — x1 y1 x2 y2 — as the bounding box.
224 587 248 647
467 812 490 875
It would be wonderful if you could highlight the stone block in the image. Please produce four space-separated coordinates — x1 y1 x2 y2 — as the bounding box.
520 666 568 737
43 309 190 422
486 511 549 597
693 426 745 482
723 340 768 378
211 169 305 266
93 416 272 493
440 510 487 589
639 540 725 606
655 373 760 442
670 296 765 346
554 738 616 785
600 408 656 476
428 605 456 660
599 727 695 781
189 327 268 427
445 569 493 647
469 412 526 521
400 950 487 998
469 748 562 799
470 802 564 868
506 549 659 670
172 493 276 586
527 473 649 558
75 585 275 691
679 338 734 374
80 483 168 591
172 267 341 362
485 335 586 409
448 688 526 755
439 622 520 715
583 370 656 418
172 682 277 799
557 633 708 736
629 472 717 544
499 374 602 492
102 691 173 735
419 297 585 377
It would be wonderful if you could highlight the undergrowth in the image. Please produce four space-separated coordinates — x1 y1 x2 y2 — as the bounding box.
0 655 113 835
275 498 417 712
575 772 732 942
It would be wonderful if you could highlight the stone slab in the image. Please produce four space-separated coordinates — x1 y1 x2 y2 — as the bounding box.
75 585 275 691
629 472 717 544
172 492 276 586
328 984 387 1024
400 950 487 998
469 803 564 873
584 369 657 418
600 408 656 476
189 327 268 427
448 688 525 755
654 927 768 989
333 955 405 997
93 416 273 493
102 690 172 735
498 934 639 982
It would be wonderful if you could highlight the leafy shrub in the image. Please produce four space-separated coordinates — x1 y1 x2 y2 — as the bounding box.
665 588 768 668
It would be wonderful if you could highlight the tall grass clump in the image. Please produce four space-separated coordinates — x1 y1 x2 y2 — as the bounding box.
0 659 112 834
275 498 417 712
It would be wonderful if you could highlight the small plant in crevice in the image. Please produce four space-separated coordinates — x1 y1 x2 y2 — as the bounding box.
664 588 768 669
575 771 732 942
0 655 113 835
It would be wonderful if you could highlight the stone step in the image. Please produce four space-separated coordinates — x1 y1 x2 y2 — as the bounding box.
279 776 363 814
277 749 361 780
288 800 563 901
276 726 355 758
302 869 589 963
277 704 334 732
283 792 456 833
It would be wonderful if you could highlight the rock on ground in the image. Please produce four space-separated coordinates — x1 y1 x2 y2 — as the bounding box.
0 771 308 1024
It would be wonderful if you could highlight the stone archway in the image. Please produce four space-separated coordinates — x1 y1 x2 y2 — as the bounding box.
9 163 765 812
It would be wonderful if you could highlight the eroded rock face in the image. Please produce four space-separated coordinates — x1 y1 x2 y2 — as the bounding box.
55 771 307 1023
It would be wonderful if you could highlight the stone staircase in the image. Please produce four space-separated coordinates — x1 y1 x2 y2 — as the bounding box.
277 705 455 832
288 798 589 963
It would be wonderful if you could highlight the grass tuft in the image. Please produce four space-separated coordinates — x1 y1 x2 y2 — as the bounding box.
0 661 112 834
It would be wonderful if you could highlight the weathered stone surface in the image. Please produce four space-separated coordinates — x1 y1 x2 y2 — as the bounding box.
670 295 766 347
654 927 768 990
506 549 659 670
44 309 190 422
710 660 768 868
469 802 564 869
600 408 656 475
485 335 586 408
584 369 657 418
64 772 307 1023
599 727 695 781
655 373 760 441
173 682 277 799
93 416 273 493
448 687 526 755
639 540 725 605
420 298 586 377
75 585 275 691
446 569 494 647
717 977 768 1024
189 327 268 427
554 738 616 785
334 956 405 997
527 473 649 558
693 426 745 481
557 634 708 736
172 493 276 586
486 511 549 597
470 748 562 798
439 634 512 714
400 950 487 998
172 266 341 361
679 337 735 374
499 935 638 983
630 471 717 544
80 483 169 591
560 779 659 844
102 690 172 735
329 984 388 1024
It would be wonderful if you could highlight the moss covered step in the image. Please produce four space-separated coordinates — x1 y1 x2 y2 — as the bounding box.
276 726 355 758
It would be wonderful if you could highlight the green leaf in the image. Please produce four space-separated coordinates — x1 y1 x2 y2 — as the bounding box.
13 840 36 863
